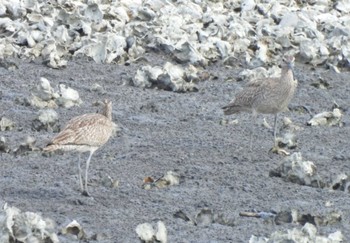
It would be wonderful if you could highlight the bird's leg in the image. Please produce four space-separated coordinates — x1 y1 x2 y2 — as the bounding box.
248 111 257 161
82 151 95 197
270 114 289 155
78 154 84 191
249 111 257 152
273 113 278 145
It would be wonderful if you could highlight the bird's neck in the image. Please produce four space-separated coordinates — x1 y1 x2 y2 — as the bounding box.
281 66 294 82
102 105 112 120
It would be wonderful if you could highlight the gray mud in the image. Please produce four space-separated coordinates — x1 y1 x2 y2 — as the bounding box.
0 53 349 242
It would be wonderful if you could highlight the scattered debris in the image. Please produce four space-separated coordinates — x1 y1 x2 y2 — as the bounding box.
29 77 59 108
90 232 109 241
270 117 301 151
101 174 119 189
312 211 342 226
32 109 59 132
240 210 278 222
282 117 303 132
219 118 239 126
195 208 215 226
0 136 10 153
29 77 82 108
142 171 180 190
135 221 167 243
311 78 330 89
307 108 343 127
133 62 199 92
0 1 348 71
173 210 194 224
275 132 298 150
330 173 350 192
90 83 106 95
140 102 159 113
0 202 58 243
239 65 281 82
56 84 83 108
262 118 272 129
0 117 15 131
173 209 235 227
266 117 300 155
271 153 350 193
269 152 323 188
13 136 40 156
240 209 341 226
250 223 343 243
289 105 313 115
0 59 18 70
265 118 298 155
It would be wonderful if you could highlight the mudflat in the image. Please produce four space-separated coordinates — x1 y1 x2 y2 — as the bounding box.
0 54 349 242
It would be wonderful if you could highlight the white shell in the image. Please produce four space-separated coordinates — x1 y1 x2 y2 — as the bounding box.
273 152 319 187
0 0 348 70
61 220 86 239
135 223 155 242
30 77 59 108
0 117 14 131
335 0 350 13
0 203 58 242
241 0 256 12
155 221 167 243
161 171 180 186
133 63 198 92
37 109 58 124
250 222 343 242
307 108 342 126
135 221 167 243
57 84 82 108
239 65 281 81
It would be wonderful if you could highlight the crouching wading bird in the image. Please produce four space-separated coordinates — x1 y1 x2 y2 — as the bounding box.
44 100 118 196
222 56 297 155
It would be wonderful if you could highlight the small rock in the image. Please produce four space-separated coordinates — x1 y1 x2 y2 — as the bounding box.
0 117 14 131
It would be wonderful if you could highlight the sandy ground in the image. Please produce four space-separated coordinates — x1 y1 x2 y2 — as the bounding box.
0 53 349 242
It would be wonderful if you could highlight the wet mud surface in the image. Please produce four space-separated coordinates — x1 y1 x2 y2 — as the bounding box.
0 53 349 242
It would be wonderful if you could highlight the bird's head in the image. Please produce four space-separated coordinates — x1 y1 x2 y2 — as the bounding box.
102 99 113 120
282 55 295 69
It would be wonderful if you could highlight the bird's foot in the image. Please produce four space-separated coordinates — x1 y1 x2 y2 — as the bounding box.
269 145 290 156
82 190 92 197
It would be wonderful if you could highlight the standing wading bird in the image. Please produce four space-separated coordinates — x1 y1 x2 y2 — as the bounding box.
43 100 118 196
222 56 297 155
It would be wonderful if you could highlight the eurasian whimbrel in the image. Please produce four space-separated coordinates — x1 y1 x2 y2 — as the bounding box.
44 100 118 196
222 56 297 154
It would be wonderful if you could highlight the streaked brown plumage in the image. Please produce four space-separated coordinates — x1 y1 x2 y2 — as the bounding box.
44 100 118 196
222 56 297 153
